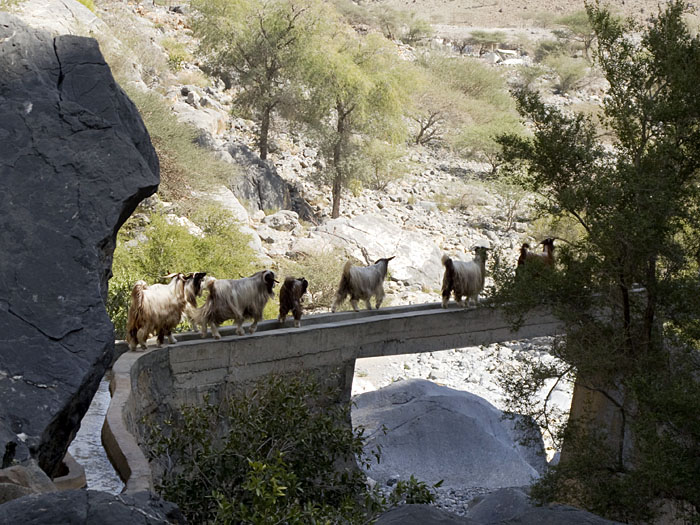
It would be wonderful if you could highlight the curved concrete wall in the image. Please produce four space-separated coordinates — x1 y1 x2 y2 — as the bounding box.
105 303 564 492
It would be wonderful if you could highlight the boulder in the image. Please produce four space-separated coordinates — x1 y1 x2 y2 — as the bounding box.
15 0 145 88
0 490 185 524
0 15 158 475
227 142 316 222
315 215 444 288
375 504 476 524
262 210 300 231
352 379 545 489
465 488 621 524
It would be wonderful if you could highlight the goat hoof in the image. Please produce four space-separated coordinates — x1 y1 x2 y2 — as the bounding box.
213 333 222 340
294 321 300 328
235 329 244 336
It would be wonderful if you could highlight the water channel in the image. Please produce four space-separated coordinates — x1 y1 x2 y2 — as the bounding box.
67 373 124 494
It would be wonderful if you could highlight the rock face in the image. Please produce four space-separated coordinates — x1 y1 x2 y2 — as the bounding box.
376 504 476 524
0 15 158 475
352 379 545 489
0 490 184 525
228 142 316 221
315 215 444 288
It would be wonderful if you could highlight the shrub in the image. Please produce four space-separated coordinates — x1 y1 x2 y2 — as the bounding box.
534 39 566 62
161 38 191 71
144 373 389 523
545 55 588 94
108 208 256 338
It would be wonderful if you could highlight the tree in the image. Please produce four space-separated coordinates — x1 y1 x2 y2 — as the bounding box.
494 1 700 521
454 115 521 175
466 30 507 55
190 0 321 160
554 9 596 59
301 30 408 218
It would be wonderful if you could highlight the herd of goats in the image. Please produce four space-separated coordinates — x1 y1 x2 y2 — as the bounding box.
125 239 555 351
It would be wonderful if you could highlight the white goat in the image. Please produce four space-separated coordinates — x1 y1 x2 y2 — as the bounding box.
126 273 188 351
195 270 277 339
441 247 489 308
331 257 394 312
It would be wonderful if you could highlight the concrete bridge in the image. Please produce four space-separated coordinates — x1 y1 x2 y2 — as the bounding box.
103 302 565 493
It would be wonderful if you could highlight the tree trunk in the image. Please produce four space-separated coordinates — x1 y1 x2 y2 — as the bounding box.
259 106 271 160
331 105 346 219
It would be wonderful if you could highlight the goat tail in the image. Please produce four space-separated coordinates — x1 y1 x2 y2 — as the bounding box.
342 260 353 278
441 254 453 269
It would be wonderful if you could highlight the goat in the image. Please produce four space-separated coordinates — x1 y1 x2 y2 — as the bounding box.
183 272 211 332
517 238 555 269
195 270 277 339
331 257 394 313
441 247 489 308
126 273 188 351
278 277 309 328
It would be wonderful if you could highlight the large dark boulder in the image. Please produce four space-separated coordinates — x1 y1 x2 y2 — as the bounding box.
0 490 184 524
0 14 158 476
228 142 316 222
375 504 476 524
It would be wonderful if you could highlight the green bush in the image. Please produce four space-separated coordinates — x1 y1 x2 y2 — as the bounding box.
108 208 256 338
161 38 191 71
545 55 588 94
534 39 566 62
144 373 399 523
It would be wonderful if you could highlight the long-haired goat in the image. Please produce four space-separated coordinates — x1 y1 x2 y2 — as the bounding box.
183 272 211 332
331 257 394 313
441 247 489 308
278 277 309 328
517 238 555 269
126 273 188 351
195 270 277 339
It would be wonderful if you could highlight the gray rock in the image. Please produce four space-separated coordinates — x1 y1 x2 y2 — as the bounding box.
0 490 184 524
262 210 300 231
466 488 621 524
315 215 443 288
375 504 476 524
352 380 544 489
228 142 316 221
0 16 158 475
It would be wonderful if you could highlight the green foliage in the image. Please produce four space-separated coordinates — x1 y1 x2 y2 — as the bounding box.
191 0 324 160
544 55 588 94
301 30 409 217
161 38 190 71
493 2 700 521
466 30 507 54
362 139 408 190
0 0 22 9
402 14 433 45
108 208 256 338
389 476 442 505
124 88 240 198
554 9 595 59
534 39 567 62
76 0 95 12
454 116 522 175
144 372 406 523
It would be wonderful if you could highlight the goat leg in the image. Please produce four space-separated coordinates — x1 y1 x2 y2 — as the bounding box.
234 319 244 336
211 323 222 340
248 318 259 334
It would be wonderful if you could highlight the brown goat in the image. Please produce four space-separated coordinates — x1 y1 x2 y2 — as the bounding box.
278 277 309 328
517 238 555 269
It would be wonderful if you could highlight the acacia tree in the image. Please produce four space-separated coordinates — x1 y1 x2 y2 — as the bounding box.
494 1 700 521
191 0 321 160
302 30 408 218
